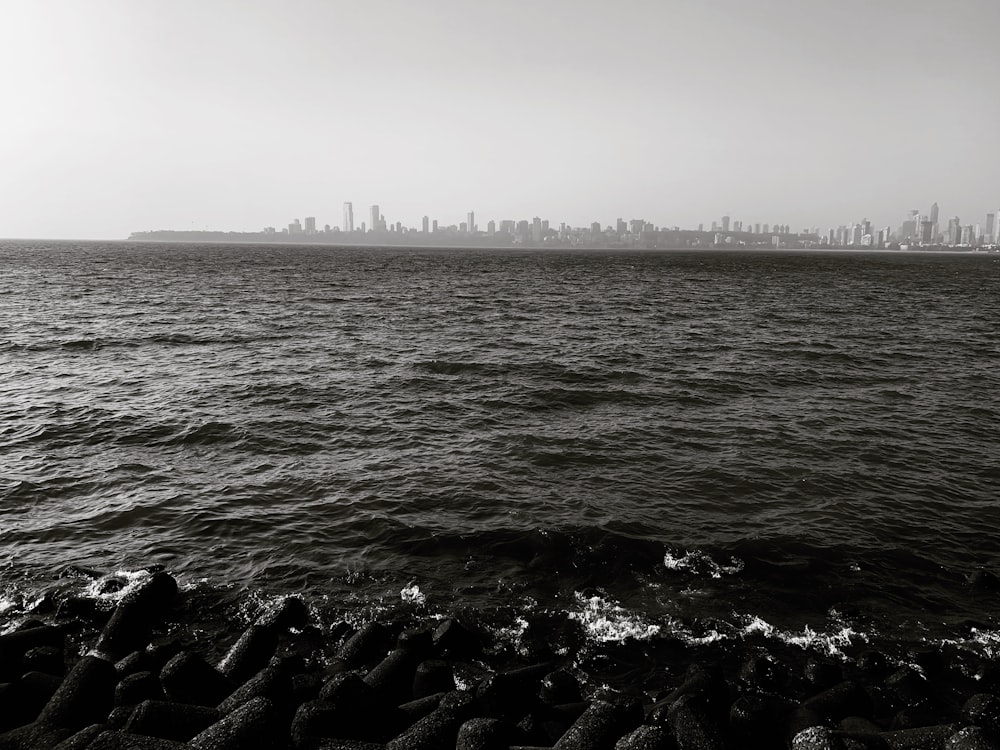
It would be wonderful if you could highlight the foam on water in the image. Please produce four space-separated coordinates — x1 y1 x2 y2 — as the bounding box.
663 550 745 579
568 592 662 643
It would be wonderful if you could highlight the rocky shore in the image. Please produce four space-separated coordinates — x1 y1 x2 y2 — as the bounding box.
1 569 999 749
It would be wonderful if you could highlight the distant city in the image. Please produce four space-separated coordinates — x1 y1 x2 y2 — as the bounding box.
130 201 1000 250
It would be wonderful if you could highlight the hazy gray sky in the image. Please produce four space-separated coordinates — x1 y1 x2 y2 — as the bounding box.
2 0 998 239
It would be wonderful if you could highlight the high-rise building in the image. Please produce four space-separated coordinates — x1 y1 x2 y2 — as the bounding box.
985 212 996 244
289 219 302 234
721 215 731 232
370 205 380 233
487 220 496 235
947 217 961 245
467 211 475 234
929 202 939 225
422 216 429 233
532 217 542 243
304 216 316 233
343 202 354 232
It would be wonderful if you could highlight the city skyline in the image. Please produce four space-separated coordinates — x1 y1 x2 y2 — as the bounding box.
2 0 999 240
247 197 1000 247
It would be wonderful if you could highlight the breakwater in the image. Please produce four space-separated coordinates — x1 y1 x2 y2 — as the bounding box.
3 567 1000 749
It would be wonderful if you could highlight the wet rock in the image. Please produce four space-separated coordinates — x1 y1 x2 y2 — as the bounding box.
217 662 294 715
125 699 220 742
338 623 392 669
475 663 550 720
665 693 725 750
554 696 644 750
217 625 278 685
159 651 235 707
188 696 280 750
739 652 787 693
257 596 310 631
792 727 843 750
963 694 1000 735
0 626 63 680
384 703 467 750
88 728 189 749
51 724 104 750
432 619 482 659
36 654 118 731
802 681 874 724
540 669 582 705
22 646 65 677
946 727 999 750
364 648 422 705
115 670 163 706
805 659 844 691
412 659 454 699
614 724 677 749
456 717 510 750
93 572 177 661
879 724 958 750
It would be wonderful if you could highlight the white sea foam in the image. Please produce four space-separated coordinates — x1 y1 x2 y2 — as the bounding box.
82 569 153 608
400 584 426 605
739 614 865 659
938 628 1000 660
568 592 661 643
663 550 744 578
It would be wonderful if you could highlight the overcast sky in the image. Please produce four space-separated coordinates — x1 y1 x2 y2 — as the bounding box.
2 0 998 239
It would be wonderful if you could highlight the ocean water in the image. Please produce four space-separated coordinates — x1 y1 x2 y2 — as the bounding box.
2 240 999 684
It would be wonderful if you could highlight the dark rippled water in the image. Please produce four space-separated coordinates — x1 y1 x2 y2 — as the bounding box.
2 240 999 672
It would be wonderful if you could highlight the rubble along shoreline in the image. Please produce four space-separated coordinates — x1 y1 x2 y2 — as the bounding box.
1 570 999 749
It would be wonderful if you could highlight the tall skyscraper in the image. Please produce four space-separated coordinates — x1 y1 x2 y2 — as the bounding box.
929 202 939 225
985 212 995 244
304 216 316 233
467 211 475 234
422 216 429 233
343 202 354 232
370 205 380 233
721 215 731 232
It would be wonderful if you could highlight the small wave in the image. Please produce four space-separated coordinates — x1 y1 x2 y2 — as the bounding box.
568 592 662 643
663 549 744 578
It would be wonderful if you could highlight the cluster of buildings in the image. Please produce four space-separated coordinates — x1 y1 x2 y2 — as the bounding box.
257 201 1000 250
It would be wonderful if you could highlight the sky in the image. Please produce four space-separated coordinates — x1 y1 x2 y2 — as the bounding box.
1 0 998 239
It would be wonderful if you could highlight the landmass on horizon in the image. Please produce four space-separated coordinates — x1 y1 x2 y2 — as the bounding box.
129 200 1000 252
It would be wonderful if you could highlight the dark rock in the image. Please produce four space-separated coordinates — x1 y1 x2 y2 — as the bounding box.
384 704 466 750
217 625 278 685
456 717 510 750
364 648 421 705
93 572 178 661
432 619 482 659
395 628 433 657
107 706 133 730
554 696 644 750
397 693 445 724
739 652 787 693
614 724 677 749
36 654 118 731
22 646 65 677
879 724 958 749
540 670 582 705
729 694 789 746
217 662 293 715
292 672 323 704
792 726 843 749
313 742 385 750
51 724 105 750
124 700 220 741
857 652 891 679
338 623 391 669
188 696 280 750
15 671 63 723
802 681 874 723
87 728 188 749
476 663 550 720
665 693 725 750
0 626 63 680
805 659 844 691
946 727 999 750
115 671 163 706
298 674 404 744
412 659 454 699
963 694 1000 735
159 651 235 707
257 596 309 631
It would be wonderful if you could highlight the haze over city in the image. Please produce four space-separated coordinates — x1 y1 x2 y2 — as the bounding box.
2 0 998 240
